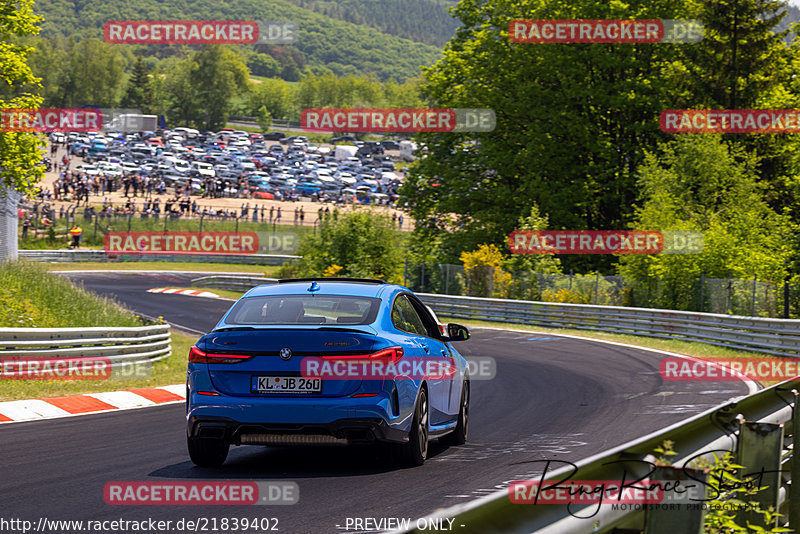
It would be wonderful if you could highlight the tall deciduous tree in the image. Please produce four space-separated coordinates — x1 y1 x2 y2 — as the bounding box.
617 134 792 310
402 0 697 271
0 0 45 194
193 45 249 131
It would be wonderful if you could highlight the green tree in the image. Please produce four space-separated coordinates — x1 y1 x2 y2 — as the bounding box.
404 0 698 273
64 37 125 107
617 134 792 310
0 0 45 194
152 55 201 127
256 105 272 133
280 211 403 281
679 0 789 110
192 45 249 131
247 78 297 120
121 57 154 112
247 52 281 78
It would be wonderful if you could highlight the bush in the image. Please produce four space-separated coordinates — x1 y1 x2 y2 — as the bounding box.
276 210 403 282
460 244 513 298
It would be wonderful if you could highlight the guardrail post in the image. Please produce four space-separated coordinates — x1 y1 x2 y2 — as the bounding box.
595 272 600 305
784 278 790 319
735 421 783 529
791 392 800 530
644 466 707 534
699 273 705 312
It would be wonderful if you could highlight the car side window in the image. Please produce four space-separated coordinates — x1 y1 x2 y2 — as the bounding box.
407 297 442 339
392 295 427 336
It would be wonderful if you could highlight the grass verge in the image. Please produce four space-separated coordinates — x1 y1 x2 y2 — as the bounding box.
0 331 197 402
0 260 143 328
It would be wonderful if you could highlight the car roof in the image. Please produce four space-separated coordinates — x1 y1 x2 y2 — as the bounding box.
244 279 402 299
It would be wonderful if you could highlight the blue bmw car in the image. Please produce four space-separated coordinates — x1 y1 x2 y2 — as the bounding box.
186 278 471 467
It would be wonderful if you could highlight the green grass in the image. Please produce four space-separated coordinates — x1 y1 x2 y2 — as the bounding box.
0 261 144 328
46 262 280 275
0 331 197 401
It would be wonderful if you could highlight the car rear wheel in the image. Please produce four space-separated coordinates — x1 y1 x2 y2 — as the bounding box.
399 388 429 466
442 380 469 446
188 437 229 467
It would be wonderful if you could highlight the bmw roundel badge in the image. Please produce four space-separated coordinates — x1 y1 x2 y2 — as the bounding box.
280 347 293 360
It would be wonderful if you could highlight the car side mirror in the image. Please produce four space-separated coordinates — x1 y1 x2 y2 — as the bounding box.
446 323 470 341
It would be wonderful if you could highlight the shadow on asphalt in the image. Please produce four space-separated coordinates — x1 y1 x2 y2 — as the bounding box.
149 441 451 479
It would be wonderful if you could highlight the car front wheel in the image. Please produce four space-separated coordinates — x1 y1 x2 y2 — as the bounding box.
400 388 429 466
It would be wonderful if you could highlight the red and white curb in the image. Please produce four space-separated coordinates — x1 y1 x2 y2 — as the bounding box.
147 288 220 298
0 384 185 424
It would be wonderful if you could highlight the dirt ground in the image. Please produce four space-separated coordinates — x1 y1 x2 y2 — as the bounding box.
36 142 413 229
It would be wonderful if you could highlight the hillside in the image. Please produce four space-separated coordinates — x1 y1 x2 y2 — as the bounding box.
33 0 445 81
286 0 459 47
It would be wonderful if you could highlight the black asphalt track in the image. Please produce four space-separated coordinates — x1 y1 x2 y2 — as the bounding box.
0 271 750 534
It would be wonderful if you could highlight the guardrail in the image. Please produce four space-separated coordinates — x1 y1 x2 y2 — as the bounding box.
396 378 800 533
191 275 277 292
419 293 800 358
19 250 300 266
179 276 800 358
0 324 171 374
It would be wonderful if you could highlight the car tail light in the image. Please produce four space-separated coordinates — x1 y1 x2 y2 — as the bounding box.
188 346 253 364
319 346 404 363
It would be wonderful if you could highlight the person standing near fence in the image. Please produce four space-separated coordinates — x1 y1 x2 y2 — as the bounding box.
276 206 282 223
69 225 82 249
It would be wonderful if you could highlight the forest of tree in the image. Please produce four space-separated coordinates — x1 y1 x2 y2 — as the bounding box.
32 0 443 81
286 0 459 46
402 0 800 301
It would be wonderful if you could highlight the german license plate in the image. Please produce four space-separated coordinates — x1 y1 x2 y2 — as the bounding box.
252 376 322 394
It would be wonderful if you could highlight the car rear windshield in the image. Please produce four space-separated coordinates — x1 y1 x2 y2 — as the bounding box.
224 295 381 325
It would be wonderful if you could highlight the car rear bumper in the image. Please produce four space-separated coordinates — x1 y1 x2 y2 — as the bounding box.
188 415 408 445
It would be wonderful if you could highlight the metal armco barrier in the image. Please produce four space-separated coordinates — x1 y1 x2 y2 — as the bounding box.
19 249 300 265
418 293 800 358
191 275 277 292
0 324 171 372
394 379 800 533
180 276 800 358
